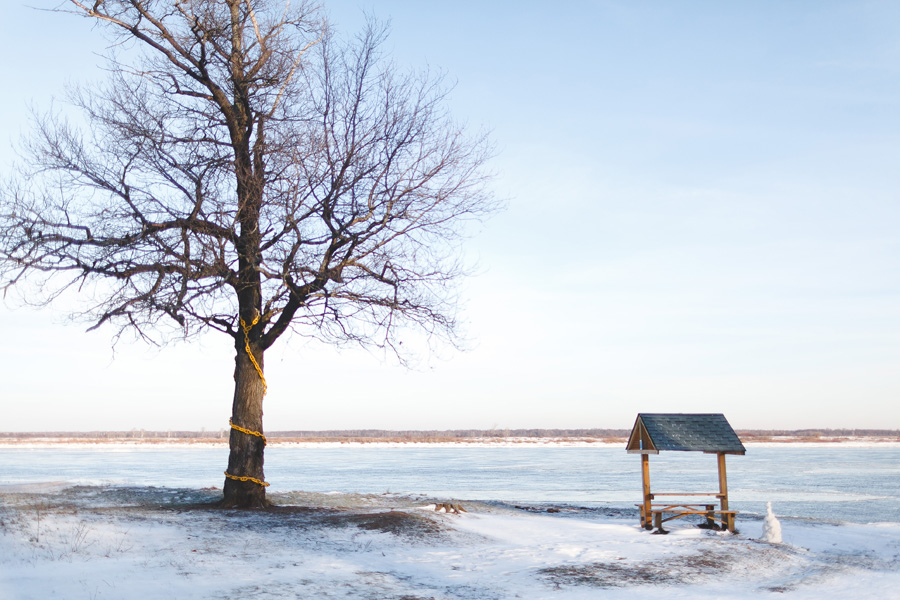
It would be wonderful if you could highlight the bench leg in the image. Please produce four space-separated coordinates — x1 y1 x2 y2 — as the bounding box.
652 511 667 533
695 505 719 530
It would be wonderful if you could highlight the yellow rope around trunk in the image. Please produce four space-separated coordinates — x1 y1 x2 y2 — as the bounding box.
224 471 270 487
229 419 267 445
225 315 270 487
240 315 267 396
225 420 269 487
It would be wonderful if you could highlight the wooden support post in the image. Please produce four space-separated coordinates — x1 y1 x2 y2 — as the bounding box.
641 453 652 529
717 452 734 532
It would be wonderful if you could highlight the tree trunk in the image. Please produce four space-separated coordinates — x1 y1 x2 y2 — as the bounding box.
221 338 268 508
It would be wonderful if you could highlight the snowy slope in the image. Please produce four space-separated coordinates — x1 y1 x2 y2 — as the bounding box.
0 485 898 599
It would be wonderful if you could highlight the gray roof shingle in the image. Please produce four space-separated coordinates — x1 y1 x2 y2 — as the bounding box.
628 413 746 454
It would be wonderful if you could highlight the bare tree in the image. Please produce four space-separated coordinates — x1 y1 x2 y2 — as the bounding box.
0 0 494 508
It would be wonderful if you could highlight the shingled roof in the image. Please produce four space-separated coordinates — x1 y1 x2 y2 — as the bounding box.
626 413 746 455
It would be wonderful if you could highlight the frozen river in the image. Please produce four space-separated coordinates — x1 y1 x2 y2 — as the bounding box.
2 443 898 524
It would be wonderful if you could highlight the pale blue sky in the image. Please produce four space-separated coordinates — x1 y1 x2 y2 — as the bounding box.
1 1 898 431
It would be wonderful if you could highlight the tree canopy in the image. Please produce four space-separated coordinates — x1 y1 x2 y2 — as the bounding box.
0 0 495 507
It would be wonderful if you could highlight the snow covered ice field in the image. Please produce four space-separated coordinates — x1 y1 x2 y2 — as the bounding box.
1 483 899 600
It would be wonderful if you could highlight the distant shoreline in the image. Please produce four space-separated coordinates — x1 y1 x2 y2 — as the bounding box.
1 430 898 448
0 427 900 444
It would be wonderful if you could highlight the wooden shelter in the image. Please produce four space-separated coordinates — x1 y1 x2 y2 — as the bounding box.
627 413 746 532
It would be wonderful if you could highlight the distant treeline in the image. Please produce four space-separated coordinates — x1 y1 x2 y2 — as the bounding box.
1 428 898 441
270 428 633 440
737 429 900 439
0 428 630 440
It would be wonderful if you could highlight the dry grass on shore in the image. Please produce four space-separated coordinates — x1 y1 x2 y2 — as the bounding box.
0 435 629 446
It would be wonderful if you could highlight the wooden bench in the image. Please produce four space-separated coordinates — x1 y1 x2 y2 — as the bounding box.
637 493 738 533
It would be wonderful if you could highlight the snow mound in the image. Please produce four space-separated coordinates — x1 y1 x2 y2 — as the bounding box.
761 501 783 544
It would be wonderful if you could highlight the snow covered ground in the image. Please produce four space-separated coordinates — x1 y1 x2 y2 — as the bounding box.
1 484 898 599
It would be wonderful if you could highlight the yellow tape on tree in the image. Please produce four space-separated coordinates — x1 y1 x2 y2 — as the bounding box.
224 471 270 487
225 315 270 488
229 419 267 445
240 315 267 396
